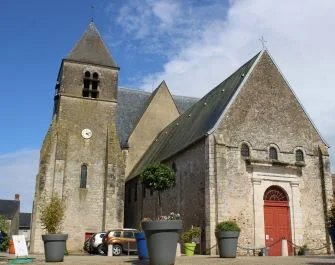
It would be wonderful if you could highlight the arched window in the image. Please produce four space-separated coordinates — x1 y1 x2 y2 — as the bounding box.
264 186 288 201
80 164 87 188
241 143 250 157
296 149 304 162
269 147 278 160
82 71 99 98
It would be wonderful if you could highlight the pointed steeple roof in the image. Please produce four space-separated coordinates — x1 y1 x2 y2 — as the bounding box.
66 22 118 68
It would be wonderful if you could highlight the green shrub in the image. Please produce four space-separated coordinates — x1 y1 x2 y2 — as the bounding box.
39 194 65 234
215 221 240 232
181 226 201 243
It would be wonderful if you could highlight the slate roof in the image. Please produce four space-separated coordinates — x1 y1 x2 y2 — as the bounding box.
0 200 19 220
116 87 198 148
19 213 31 229
66 22 118 68
128 52 261 180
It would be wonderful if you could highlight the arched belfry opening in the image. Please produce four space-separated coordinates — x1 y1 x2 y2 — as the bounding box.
263 185 292 256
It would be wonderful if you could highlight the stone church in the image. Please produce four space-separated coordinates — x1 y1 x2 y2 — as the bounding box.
31 22 332 256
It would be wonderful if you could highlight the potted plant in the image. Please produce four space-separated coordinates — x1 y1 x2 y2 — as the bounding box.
134 218 149 260
328 197 335 253
39 194 68 262
181 226 201 256
297 244 309 256
215 220 240 258
140 163 182 265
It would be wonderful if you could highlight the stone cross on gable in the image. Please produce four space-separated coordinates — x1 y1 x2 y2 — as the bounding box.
259 36 267 50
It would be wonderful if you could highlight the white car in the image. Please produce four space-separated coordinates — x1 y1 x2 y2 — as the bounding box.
89 232 106 255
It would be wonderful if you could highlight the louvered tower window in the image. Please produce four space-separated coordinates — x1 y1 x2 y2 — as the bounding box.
91 72 99 98
82 71 99 98
269 147 278 160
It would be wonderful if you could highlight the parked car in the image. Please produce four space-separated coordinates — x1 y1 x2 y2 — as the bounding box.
90 232 106 255
102 228 137 256
83 232 106 255
83 237 91 253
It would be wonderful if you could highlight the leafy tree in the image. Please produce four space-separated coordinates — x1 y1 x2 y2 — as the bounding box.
39 194 65 234
0 215 9 251
140 163 176 216
0 215 7 233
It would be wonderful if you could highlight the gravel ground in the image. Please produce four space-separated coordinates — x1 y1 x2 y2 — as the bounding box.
1 254 335 265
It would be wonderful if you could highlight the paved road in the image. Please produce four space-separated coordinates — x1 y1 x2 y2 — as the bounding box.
2 254 335 265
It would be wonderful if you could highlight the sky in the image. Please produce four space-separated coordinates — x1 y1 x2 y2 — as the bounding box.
1 0 335 212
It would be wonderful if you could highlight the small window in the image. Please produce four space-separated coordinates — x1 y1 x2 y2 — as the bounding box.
80 164 87 188
241 143 250 157
172 162 177 173
123 231 134 238
150 189 154 196
142 185 146 198
134 182 137 202
269 147 278 160
113 231 121 237
84 79 90 89
296 149 304 162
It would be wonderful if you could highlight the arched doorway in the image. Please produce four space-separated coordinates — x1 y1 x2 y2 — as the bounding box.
263 186 292 256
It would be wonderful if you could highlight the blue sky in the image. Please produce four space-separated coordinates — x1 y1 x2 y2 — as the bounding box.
1 0 335 212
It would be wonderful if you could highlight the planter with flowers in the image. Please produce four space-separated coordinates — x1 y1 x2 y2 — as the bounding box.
215 220 240 258
328 197 335 253
140 163 182 265
39 194 68 262
181 226 201 256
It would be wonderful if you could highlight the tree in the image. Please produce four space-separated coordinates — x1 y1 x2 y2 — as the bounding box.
0 215 9 251
0 215 7 233
140 163 176 216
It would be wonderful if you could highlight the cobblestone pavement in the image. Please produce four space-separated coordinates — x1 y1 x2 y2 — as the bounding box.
1 254 335 265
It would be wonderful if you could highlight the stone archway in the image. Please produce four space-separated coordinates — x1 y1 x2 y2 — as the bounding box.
263 185 292 256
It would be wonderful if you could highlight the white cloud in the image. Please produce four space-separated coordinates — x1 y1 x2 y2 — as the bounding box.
108 0 335 169
0 150 39 212
152 1 180 26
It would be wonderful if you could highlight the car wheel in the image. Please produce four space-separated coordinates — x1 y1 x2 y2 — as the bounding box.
112 244 122 256
97 244 105 255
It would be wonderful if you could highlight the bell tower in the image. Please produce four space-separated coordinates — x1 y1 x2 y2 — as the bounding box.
30 22 125 253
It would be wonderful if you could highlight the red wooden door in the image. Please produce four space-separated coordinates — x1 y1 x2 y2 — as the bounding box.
264 200 292 256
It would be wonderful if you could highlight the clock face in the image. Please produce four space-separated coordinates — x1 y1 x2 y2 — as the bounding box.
81 129 92 139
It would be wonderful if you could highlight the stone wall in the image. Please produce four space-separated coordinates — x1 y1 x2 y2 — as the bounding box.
212 51 331 254
125 139 207 252
125 82 180 177
30 60 124 253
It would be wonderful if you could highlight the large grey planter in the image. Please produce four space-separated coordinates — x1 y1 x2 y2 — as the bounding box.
215 231 239 258
42 234 68 262
142 220 182 265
